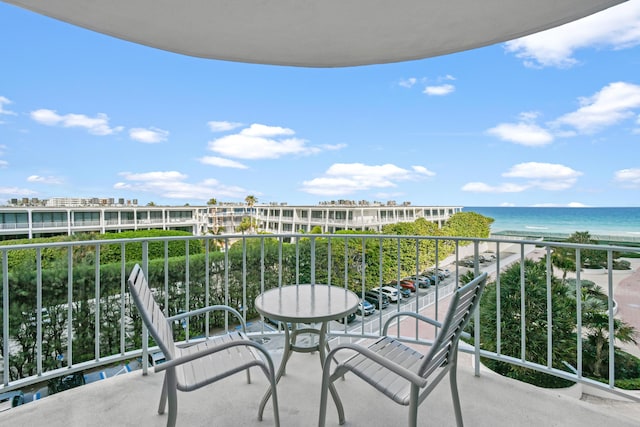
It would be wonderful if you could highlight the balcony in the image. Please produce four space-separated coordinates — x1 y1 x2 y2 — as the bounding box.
1 233 639 424
1 344 639 426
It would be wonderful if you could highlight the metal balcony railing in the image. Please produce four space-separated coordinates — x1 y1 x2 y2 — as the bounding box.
1 233 639 403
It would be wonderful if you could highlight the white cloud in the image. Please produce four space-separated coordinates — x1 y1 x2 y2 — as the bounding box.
503 162 582 190
0 186 37 196
553 82 640 134
208 123 326 159
115 171 249 201
461 182 529 193
129 127 169 143
319 143 347 151
301 163 433 196
398 78 417 88
30 109 124 136
423 84 455 96
505 1 640 68
486 122 553 146
199 156 249 169
462 162 582 194
27 175 63 184
0 96 17 116
0 160 8 168
412 165 436 176
489 82 640 144
240 123 295 137
208 121 243 132
614 168 640 186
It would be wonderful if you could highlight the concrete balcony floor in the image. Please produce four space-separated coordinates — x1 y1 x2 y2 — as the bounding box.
2 344 639 427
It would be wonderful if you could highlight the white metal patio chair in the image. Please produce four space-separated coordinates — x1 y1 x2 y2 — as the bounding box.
318 272 488 427
127 264 280 427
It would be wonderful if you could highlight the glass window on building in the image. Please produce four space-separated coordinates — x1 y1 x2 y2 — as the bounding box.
169 211 193 220
0 212 28 228
33 211 67 227
149 211 163 221
73 211 100 224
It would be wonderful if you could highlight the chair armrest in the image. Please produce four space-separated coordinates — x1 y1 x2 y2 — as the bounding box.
154 337 274 373
166 305 247 333
382 311 442 335
326 342 428 388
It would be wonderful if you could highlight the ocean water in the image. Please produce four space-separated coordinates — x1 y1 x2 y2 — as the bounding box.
463 207 640 239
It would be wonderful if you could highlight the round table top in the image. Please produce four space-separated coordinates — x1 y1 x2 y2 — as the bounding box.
255 284 359 324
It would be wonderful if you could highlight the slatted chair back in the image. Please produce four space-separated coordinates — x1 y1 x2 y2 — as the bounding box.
128 264 175 362
318 272 488 427
127 264 281 427
418 272 487 380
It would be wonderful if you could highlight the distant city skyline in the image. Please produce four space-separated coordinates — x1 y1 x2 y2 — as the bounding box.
1 2 640 207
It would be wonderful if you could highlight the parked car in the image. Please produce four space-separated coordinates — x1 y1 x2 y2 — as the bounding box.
405 276 431 288
397 287 411 299
148 350 166 367
436 268 451 278
357 299 375 316
364 290 389 309
0 390 24 412
336 311 357 324
389 279 416 292
421 271 440 284
372 286 400 302
425 269 446 280
264 317 293 330
456 258 475 268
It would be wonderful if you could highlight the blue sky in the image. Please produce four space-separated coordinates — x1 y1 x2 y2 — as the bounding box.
1 2 640 208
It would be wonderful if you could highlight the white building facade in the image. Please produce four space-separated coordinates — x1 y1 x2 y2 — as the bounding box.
0 203 462 240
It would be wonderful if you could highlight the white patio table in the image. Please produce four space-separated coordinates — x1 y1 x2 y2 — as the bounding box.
255 284 359 421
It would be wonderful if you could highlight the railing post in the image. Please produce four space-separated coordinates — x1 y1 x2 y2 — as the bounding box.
94 244 101 361
142 241 149 375
36 248 43 376
607 249 615 388
2 250 9 386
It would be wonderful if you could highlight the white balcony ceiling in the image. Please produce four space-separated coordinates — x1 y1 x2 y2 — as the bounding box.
3 0 627 67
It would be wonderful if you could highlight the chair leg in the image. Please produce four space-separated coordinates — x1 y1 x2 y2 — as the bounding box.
318 367 331 427
158 374 168 414
408 386 419 427
268 366 281 427
319 365 346 426
165 369 178 427
449 361 464 427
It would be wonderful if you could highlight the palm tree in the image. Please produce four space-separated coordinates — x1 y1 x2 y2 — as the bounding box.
551 231 605 282
565 279 637 378
207 197 219 235
244 195 258 232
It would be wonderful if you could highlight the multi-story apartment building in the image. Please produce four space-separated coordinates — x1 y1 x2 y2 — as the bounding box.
0 201 462 240
0 205 210 240
252 204 461 233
